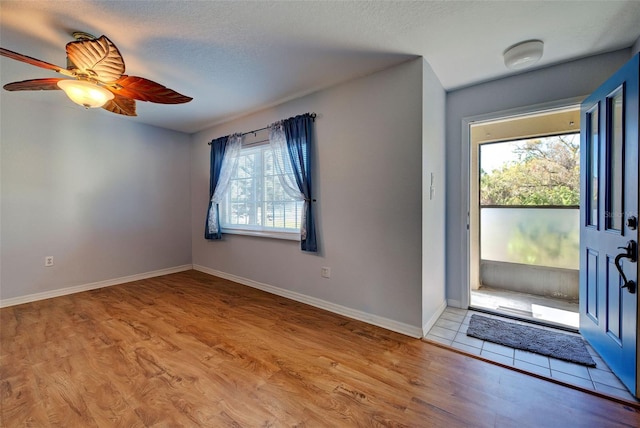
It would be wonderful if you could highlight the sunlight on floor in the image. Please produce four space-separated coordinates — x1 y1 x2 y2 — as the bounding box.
532 304 579 328
471 286 579 329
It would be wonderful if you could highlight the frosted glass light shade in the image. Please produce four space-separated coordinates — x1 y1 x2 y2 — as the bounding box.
57 80 114 108
503 40 544 70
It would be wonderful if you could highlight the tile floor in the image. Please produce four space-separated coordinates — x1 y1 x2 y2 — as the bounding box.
426 307 638 403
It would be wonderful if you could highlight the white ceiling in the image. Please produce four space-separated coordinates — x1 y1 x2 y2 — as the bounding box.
1 1 639 134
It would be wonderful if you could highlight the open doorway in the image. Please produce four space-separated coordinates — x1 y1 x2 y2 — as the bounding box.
469 107 581 330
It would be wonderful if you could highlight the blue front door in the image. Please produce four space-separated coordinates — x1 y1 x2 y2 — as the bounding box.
580 54 639 397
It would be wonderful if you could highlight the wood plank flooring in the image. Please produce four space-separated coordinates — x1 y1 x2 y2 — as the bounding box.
1 270 639 427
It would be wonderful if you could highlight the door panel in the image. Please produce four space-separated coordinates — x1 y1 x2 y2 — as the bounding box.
585 248 599 322
606 255 622 343
580 54 639 397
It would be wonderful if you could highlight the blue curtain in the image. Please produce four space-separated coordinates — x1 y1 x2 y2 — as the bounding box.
282 114 317 252
204 135 230 240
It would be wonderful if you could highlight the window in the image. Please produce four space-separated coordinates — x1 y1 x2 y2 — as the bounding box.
219 143 303 239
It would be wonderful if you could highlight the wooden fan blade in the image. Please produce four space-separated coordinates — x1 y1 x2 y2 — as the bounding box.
66 35 125 83
0 47 71 75
3 78 64 91
113 75 193 104
102 93 136 116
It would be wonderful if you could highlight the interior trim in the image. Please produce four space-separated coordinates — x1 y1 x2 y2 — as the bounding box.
422 300 448 337
193 264 424 338
0 264 193 308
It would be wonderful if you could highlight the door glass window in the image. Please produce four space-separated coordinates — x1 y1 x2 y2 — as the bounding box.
586 106 599 227
606 89 624 231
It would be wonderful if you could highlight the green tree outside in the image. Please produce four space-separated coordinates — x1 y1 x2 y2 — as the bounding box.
481 133 580 206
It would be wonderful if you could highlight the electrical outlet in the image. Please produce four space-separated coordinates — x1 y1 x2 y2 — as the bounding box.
45 256 54 267
321 267 331 278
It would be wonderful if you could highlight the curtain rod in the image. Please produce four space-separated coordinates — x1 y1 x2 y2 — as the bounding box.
208 112 316 145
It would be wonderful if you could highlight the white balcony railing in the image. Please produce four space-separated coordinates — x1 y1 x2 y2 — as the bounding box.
481 206 579 270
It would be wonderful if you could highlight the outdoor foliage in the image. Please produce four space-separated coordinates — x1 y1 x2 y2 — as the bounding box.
480 133 580 206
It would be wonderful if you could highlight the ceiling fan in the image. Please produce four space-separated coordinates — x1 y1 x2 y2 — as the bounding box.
0 32 192 116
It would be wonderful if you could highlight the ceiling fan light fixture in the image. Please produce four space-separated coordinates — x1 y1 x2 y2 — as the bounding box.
503 40 544 70
1 34 192 116
56 79 114 108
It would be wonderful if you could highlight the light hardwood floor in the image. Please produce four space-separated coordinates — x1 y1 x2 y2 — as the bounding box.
1 270 639 427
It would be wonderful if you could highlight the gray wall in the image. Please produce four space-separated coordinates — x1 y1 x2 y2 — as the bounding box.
480 261 579 300
1 97 192 300
3 46 628 330
0 58 446 333
445 49 632 306
192 59 431 330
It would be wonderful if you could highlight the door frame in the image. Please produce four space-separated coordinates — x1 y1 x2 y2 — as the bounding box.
459 97 586 309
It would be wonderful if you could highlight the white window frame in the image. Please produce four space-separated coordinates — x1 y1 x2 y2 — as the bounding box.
219 143 303 241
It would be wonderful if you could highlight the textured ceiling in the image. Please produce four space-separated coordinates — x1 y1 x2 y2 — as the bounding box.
1 1 639 133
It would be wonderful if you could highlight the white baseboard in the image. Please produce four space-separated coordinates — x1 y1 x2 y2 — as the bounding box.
447 299 465 309
0 264 193 308
422 299 448 337
193 264 423 338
